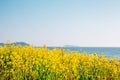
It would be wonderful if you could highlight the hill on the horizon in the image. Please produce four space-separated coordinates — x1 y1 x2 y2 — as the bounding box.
64 45 80 47
0 42 29 46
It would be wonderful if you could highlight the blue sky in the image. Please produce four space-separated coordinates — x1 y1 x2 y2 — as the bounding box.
0 0 120 46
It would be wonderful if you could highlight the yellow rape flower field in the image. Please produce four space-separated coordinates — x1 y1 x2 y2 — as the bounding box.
0 45 120 80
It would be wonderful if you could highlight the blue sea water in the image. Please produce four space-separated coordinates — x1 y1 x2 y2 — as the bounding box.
49 47 120 59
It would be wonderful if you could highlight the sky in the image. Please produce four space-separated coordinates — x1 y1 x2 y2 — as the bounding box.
0 0 120 47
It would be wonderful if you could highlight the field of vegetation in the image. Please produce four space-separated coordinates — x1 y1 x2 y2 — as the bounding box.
0 44 120 80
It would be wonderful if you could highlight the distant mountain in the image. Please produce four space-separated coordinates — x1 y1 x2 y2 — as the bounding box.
12 42 29 46
0 43 4 46
0 42 29 46
64 45 80 47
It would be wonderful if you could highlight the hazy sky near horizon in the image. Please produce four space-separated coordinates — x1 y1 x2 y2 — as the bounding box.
0 0 120 46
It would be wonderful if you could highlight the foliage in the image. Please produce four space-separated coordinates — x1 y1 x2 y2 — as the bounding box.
0 45 120 80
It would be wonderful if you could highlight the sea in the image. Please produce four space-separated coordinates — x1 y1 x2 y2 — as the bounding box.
48 47 120 59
